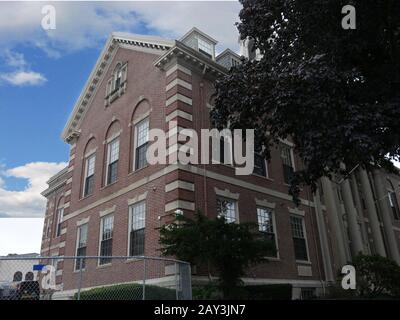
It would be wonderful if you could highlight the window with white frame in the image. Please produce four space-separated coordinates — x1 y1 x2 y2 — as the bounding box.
388 191 400 220
197 37 212 58
129 202 146 256
257 207 277 257
387 179 400 220
280 143 294 184
56 207 64 237
83 154 95 197
135 119 149 170
253 152 267 177
218 134 233 165
216 197 237 223
114 67 123 91
106 139 119 185
105 63 127 100
290 215 309 261
75 224 88 270
99 215 113 265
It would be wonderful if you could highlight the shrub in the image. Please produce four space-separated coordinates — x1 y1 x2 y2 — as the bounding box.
193 283 222 300
241 284 292 300
193 283 292 300
73 283 176 300
352 254 400 298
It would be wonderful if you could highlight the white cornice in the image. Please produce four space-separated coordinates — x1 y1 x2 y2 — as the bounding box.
180 27 218 45
154 41 228 77
216 48 242 61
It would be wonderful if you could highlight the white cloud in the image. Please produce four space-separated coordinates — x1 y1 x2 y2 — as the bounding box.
3 49 27 68
1 71 47 86
0 218 44 255
0 50 47 86
0 162 67 218
0 2 241 57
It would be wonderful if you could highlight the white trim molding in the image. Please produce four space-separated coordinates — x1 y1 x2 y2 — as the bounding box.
99 205 116 217
288 207 305 216
127 191 148 206
166 93 192 107
166 78 192 92
165 200 195 212
166 64 191 77
255 198 276 209
166 110 193 122
165 180 195 192
297 265 312 277
214 187 240 200
76 217 90 226
132 110 151 125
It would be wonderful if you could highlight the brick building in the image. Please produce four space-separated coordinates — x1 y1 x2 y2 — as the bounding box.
40 28 400 299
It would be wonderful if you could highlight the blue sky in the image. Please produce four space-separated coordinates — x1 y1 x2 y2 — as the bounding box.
0 1 241 254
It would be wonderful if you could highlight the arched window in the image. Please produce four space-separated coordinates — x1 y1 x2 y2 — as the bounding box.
105 62 128 106
104 120 121 185
131 99 151 171
55 197 64 237
114 65 123 90
13 271 22 282
82 137 97 197
25 272 34 281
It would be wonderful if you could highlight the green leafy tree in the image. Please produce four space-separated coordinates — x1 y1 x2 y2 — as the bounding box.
159 211 275 299
212 0 400 203
352 254 400 298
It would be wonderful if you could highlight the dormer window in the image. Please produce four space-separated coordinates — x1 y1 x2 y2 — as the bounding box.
105 62 128 107
197 37 213 58
180 27 217 60
216 49 242 70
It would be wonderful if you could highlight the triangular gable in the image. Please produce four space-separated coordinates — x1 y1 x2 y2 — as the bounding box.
62 33 174 143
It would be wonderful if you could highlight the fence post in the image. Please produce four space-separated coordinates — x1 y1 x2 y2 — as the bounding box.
175 262 179 300
188 263 192 300
77 257 83 301
142 258 146 300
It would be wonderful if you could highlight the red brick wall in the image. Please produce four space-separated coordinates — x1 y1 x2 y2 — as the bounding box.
42 44 325 290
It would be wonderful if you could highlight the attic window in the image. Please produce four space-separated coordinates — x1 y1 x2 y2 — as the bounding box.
231 58 239 67
197 37 212 58
105 62 128 107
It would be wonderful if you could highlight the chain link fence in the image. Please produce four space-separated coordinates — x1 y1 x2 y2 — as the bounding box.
0 256 191 300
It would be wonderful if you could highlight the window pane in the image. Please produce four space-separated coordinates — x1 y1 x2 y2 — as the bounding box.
290 216 308 261
135 143 148 170
216 198 237 223
130 202 146 231
388 192 400 220
257 207 277 257
253 153 266 176
75 247 87 270
78 224 88 248
280 144 294 184
129 202 146 255
130 229 145 256
257 207 273 233
107 161 118 184
108 139 119 164
56 208 63 237
100 239 112 265
86 155 95 177
198 38 212 56
102 215 114 240
84 175 94 196
136 119 149 147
